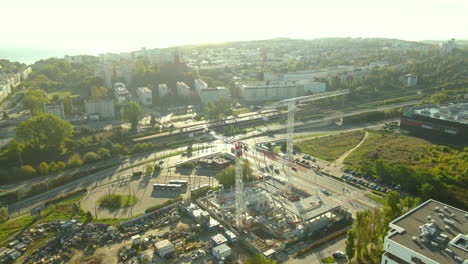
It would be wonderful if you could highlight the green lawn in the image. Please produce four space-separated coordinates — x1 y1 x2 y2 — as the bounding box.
294 131 341 140
365 193 387 205
0 215 34 245
49 91 80 98
296 130 365 162
98 194 138 208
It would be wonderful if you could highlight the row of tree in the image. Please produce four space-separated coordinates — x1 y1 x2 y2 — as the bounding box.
345 192 420 262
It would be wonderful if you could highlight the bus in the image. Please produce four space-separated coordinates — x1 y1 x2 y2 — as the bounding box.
169 180 188 185
153 184 183 190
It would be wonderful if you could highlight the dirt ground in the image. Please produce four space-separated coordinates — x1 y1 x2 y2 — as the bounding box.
81 155 220 219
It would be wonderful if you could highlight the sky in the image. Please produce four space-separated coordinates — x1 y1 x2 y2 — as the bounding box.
1 0 467 55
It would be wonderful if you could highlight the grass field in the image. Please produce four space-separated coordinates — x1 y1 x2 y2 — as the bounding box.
49 91 80 98
98 194 138 208
365 193 387 205
294 131 341 140
296 130 365 162
321 256 336 263
344 131 432 167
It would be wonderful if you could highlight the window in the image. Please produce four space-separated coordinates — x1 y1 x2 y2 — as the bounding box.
411 256 427 264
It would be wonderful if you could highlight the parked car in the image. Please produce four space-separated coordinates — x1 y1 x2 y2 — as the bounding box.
321 189 330 195
333 251 346 259
274 169 280 174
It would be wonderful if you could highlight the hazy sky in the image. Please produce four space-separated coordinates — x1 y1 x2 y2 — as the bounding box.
1 0 467 54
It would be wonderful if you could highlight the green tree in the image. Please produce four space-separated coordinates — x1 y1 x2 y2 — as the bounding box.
15 113 73 154
345 229 356 262
122 102 144 131
97 148 111 159
245 254 277 264
215 161 252 185
431 92 449 104
7 139 24 166
419 183 434 201
49 162 58 173
0 207 8 222
23 89 49 115
145 164 154 175
83 152 100 163
38 162 49 175
67 153 83 168
56 161 66 171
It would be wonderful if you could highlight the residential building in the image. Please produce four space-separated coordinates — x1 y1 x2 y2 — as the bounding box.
238 81 304 102
158 84 170 97
154 240 175 257
113 82 130 103
302 81 326 94
381 199 468 264
176 82 191 97
212 244 232 260
0 81 11 102
84 99 115 120
194 79 208 95
44 102 65 119
199 87 231 104
400 74 418 87
20 67 32 81
136 87 152 106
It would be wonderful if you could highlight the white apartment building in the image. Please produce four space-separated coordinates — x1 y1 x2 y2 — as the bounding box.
84 99 115 120
400 74 418 87
199 87 231 104
381 199 467 264
20 67 32 81
113 82 130 103
44 102 65 120
0 81 11 103
238 80 324 102
158 84 170 97
194 79 208 95
176 82 191 97
136 87 152 106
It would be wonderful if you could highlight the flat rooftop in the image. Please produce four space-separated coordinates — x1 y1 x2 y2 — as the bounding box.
387 199 468 264
284 196 339 222
406 103 468 125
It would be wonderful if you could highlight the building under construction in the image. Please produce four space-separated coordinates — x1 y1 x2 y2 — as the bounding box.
196 179 351 254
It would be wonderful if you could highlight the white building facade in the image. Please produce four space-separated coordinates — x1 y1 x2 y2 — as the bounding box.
194 79 208 95
158 84 170 97
199 87 231 104
176 82 191 97
44 102 65 120
84 99 115 119
238 81 304 102
400 74 418 87
136 87 152 106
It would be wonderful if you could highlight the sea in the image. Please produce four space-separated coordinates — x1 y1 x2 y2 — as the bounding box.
0 47 89 65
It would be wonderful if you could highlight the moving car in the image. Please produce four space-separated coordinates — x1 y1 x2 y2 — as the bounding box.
333 251 346 258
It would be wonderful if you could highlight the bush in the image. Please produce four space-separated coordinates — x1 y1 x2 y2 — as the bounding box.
145 164 154 174
0 207 8 222
38 162 49 175
67 153 83 168
56 161 66 171
97 147 111 159
49 162 58 173
132 171 143 177
13 165 37 180
154 164 161 170
111 144 127 156
98 194 138 208
180 162 196 169
83 152 100 164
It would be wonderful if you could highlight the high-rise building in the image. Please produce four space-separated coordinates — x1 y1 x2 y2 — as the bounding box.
194 79 208 95
158 84 170 97
113 82 130 103
199 87 231 104
381 199 467 264
176 82 191 97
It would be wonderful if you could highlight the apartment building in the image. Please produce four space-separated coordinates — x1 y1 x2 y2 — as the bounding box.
136 87 152 106
400 74 418 87
199 87 231 104
381 199 467 264
44 102 65 120
113 82 130 103
176 82 191 97
158 84 170 97
194 79 208 95
84 99 115 120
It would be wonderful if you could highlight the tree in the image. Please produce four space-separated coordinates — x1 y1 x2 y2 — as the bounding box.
215 161 252 185
23 89 49 115
431 92 449 104
38 162 49 175
56 161 66 171
83 152 100 163
67 153 83 168
97 148 111 159
0 207 8 222
15 113 73 155
205 97 234 122
7 139 24 166
145 164 154 175
345 229 356 262
420 183 434 201
122 102 143 132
